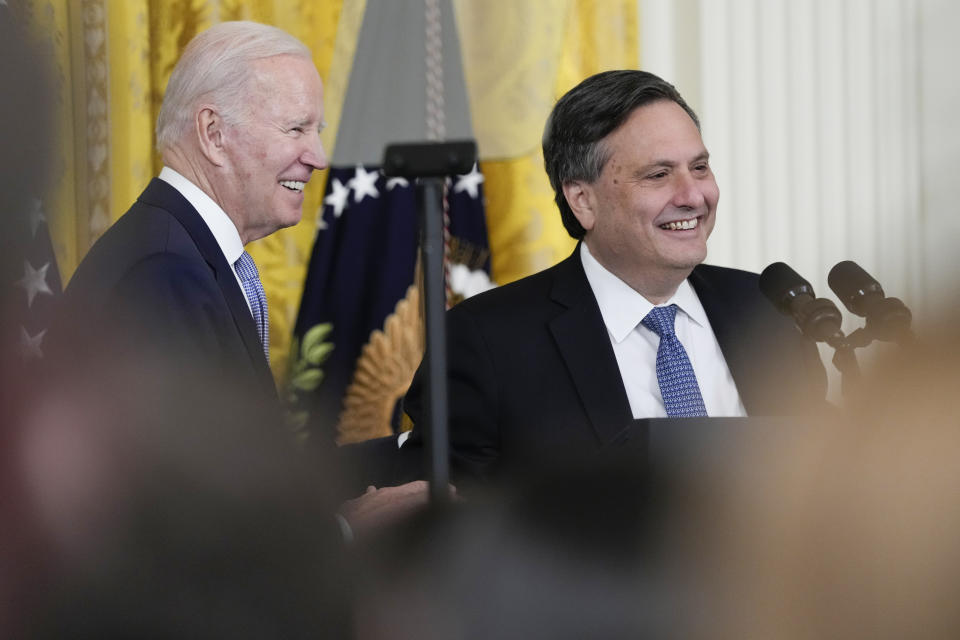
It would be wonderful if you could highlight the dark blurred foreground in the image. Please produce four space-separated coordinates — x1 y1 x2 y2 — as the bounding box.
352 327 960 640
10 351 352 638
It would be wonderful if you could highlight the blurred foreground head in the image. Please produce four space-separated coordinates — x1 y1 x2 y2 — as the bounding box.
354 460 699 640
358 321 960 640
680 324 960 640
17 350 350 638
0 12 56 635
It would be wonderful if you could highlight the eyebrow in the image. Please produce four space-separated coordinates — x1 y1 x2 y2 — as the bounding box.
288 116 325 129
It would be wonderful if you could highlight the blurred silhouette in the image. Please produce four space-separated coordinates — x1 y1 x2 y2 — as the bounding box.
20 348 352 639
354 457 700 640
360 322 960 640
0 9 58 637
664 323 960 640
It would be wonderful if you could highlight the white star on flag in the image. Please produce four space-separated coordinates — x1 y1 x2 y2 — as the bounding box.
348 165 380 202
29 198 46 237
324 178 350 218
386 176 409 191
454 164 484 199
314 206 329 231
16 260 53 307
20 327 46 360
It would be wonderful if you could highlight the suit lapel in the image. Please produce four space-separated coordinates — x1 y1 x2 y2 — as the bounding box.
688 265 755 412
138 179 277 396
548 249 633 446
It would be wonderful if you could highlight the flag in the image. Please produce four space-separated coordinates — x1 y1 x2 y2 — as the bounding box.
13 197 62 362
291 0 491 446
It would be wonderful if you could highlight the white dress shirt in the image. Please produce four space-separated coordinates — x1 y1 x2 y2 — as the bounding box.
158 167 254 317
580 243 746 418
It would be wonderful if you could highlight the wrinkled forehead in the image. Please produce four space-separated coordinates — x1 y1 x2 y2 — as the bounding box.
247 53 320 88
244 54 324 114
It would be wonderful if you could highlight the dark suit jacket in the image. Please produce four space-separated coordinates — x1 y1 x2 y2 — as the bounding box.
403 247 826 481
56 178 277 403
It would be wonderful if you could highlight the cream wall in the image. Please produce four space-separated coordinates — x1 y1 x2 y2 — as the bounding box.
641 0 959 324
918 0 960 317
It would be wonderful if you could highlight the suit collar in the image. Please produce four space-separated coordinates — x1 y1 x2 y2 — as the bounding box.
688 264 734 359
548 245 634 446
580 242 709 341
550 258 774 419
688 265 754 411
158 166 244 265
138 178 277 397
549 249 588 305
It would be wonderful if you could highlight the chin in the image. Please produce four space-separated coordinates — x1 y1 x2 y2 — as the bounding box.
666 250 707 271
277 211 304 230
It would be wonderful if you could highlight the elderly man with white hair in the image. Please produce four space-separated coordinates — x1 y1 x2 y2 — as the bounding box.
58 21 428 534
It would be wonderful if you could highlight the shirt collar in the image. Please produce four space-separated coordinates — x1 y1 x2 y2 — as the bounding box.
580 242 709 343
158 166 245 265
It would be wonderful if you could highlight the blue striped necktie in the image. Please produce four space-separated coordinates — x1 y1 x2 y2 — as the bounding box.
641 304 707 417
234 251 270 363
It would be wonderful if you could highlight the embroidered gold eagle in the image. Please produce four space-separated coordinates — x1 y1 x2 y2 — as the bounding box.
335 283 423 444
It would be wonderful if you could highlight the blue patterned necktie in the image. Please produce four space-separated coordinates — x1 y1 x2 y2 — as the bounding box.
641 304 707 417
234 251 270 363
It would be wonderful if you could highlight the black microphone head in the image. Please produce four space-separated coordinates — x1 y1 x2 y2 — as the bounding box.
760 262 844 342
828 260 884 317
759 262 815 315
866 296 913 342
797 297 844 342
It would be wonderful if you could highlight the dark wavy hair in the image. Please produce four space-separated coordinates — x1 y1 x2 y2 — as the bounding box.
542 70 700 239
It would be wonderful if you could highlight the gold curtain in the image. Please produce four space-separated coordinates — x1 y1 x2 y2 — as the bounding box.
456 0 639 285
27 0 635 382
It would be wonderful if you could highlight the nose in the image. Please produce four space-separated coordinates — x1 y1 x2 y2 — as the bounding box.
671 171 706 209
301 131 328 171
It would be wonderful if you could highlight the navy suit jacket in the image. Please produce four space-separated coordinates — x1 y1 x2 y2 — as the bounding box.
403 247 826 480
57 178 277 402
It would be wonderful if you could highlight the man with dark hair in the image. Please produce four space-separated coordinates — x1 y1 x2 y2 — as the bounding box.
543 70 702 242
404 70 826 481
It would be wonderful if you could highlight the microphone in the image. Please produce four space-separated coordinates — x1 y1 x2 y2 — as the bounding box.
759 262 845 343
828 260 912 342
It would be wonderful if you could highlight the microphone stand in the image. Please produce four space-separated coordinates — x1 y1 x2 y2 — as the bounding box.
417 176 450 504
382 140 477 506
831 320 917 403
824 333 861 401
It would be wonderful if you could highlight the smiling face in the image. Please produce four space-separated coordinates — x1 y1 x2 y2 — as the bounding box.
565 100 718 302
220 54 327 243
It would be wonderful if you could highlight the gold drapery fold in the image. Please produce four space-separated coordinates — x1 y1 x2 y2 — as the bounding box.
456 0 639 284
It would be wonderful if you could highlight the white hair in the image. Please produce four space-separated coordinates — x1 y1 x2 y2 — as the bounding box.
156 21 312 151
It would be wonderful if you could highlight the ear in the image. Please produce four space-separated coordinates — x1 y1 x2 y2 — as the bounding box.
196 106 228 167
562 180 597 232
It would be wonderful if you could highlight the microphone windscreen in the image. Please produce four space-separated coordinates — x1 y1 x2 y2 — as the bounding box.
759 262 814 314
828 260 884 305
